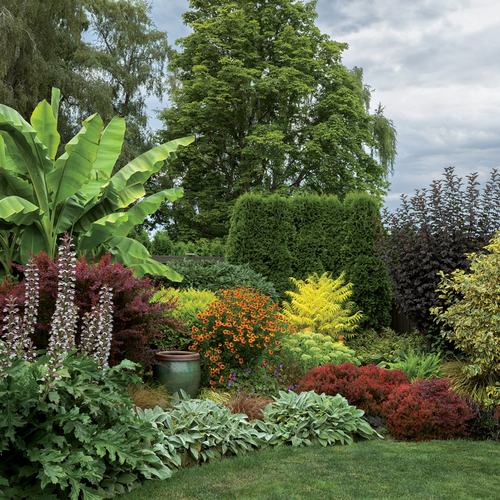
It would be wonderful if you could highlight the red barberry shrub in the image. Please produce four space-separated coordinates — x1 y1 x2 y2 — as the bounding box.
0 252 186 371
188 287 292 389
382 377 474 441
297 362 409 415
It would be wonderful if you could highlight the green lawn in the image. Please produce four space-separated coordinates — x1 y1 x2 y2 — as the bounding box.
121 439 500 500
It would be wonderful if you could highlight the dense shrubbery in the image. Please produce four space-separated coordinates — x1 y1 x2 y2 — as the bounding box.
155 259 279 302
0 252 184 370
382 378 473 441
431 231 500 404
188 287 291 389
279 332 361 373
298 362 409 416
152 288 217 350
375 167 500 342
0 355 173 499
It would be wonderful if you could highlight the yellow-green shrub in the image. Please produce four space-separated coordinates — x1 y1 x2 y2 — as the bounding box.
152 288 218 350
281 272 362 340
431 231 500 404
280 331 361 373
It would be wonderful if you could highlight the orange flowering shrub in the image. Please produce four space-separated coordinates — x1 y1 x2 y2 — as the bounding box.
188 287 293 388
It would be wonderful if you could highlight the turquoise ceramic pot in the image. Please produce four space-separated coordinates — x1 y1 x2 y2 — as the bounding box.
153 351 201 398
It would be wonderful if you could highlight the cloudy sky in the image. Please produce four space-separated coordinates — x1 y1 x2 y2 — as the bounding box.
146 0 500 213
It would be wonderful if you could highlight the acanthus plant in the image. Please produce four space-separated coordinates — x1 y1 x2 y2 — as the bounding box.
0 233 113 391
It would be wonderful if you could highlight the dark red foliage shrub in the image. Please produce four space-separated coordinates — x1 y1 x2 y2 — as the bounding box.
297 362 409 416
0 252 187 371
381 377 474 441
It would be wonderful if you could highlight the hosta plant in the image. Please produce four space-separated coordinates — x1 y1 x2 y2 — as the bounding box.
431 230 500 404
0 87 192 278
254 390 380 446
281 272 362 340
279 331 362 373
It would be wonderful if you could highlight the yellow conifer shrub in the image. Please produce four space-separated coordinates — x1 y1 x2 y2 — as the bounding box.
281 272 362 340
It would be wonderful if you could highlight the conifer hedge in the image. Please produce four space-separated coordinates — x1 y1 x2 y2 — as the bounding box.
227 193 391 331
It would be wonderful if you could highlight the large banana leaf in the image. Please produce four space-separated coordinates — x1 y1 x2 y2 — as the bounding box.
46 114 104 208
106 236 183 280
91 117 126 180
0 196 42 230
113 188 184 238
0 166 34 200
30 99 60 160
110 136 194 208
77 212 129 251
19 224 47 265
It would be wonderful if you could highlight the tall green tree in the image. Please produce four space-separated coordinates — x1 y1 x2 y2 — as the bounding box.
0 0 171 164
153 0 397 240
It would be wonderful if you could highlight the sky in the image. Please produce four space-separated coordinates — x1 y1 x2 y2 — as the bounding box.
145 0 500 214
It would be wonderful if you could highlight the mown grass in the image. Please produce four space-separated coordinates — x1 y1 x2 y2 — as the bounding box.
121 439 500 500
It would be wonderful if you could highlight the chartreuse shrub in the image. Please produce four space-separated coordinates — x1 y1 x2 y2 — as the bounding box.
382 378 474 441
431 231 500 404
279 331 361 373
281 272 362 341
298 362 409 416
188 287 292 389
156 259 279 302
151 288 217 350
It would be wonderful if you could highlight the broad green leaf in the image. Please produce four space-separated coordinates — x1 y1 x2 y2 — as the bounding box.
0 196 42 230
91 117 126 180
77 212 128 251
0 107 52 215
20 224 47 264
0 166 34 200
50 88 60 123
110 136 194 208
47 114 104 208
114 188 184 237
30 99 60 160
106 237 182 280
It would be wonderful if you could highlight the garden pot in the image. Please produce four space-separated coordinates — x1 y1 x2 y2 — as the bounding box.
153 351 201 398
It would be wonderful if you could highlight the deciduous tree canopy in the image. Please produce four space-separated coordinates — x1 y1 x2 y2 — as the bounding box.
153 0 397 240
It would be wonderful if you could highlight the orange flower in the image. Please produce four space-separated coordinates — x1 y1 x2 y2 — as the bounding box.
238 358 243 364
269 349 273 355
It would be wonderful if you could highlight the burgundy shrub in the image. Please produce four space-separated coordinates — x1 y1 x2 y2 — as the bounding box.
381 377 474 441
297 362 409 416
0 252 187 371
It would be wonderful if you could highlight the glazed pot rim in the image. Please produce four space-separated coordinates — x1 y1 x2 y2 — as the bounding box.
155 351 200 361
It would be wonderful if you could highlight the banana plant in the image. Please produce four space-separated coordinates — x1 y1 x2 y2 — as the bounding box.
0 88 193 280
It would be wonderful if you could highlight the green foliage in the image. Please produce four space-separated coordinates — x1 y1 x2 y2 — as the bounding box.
0 0 172 163
152 288 217 350
153 0 395 239
0 90 193 279
193 238 226 257
0 354 174 499
342 192 392 331
385 350 443 382
127 227 152 252
281 272 363 340
226 194 294 299
431 231 500 398
375 167 500 337
279 332 361 373
254 390 379 446
155 258 280 303
151 230 174 255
